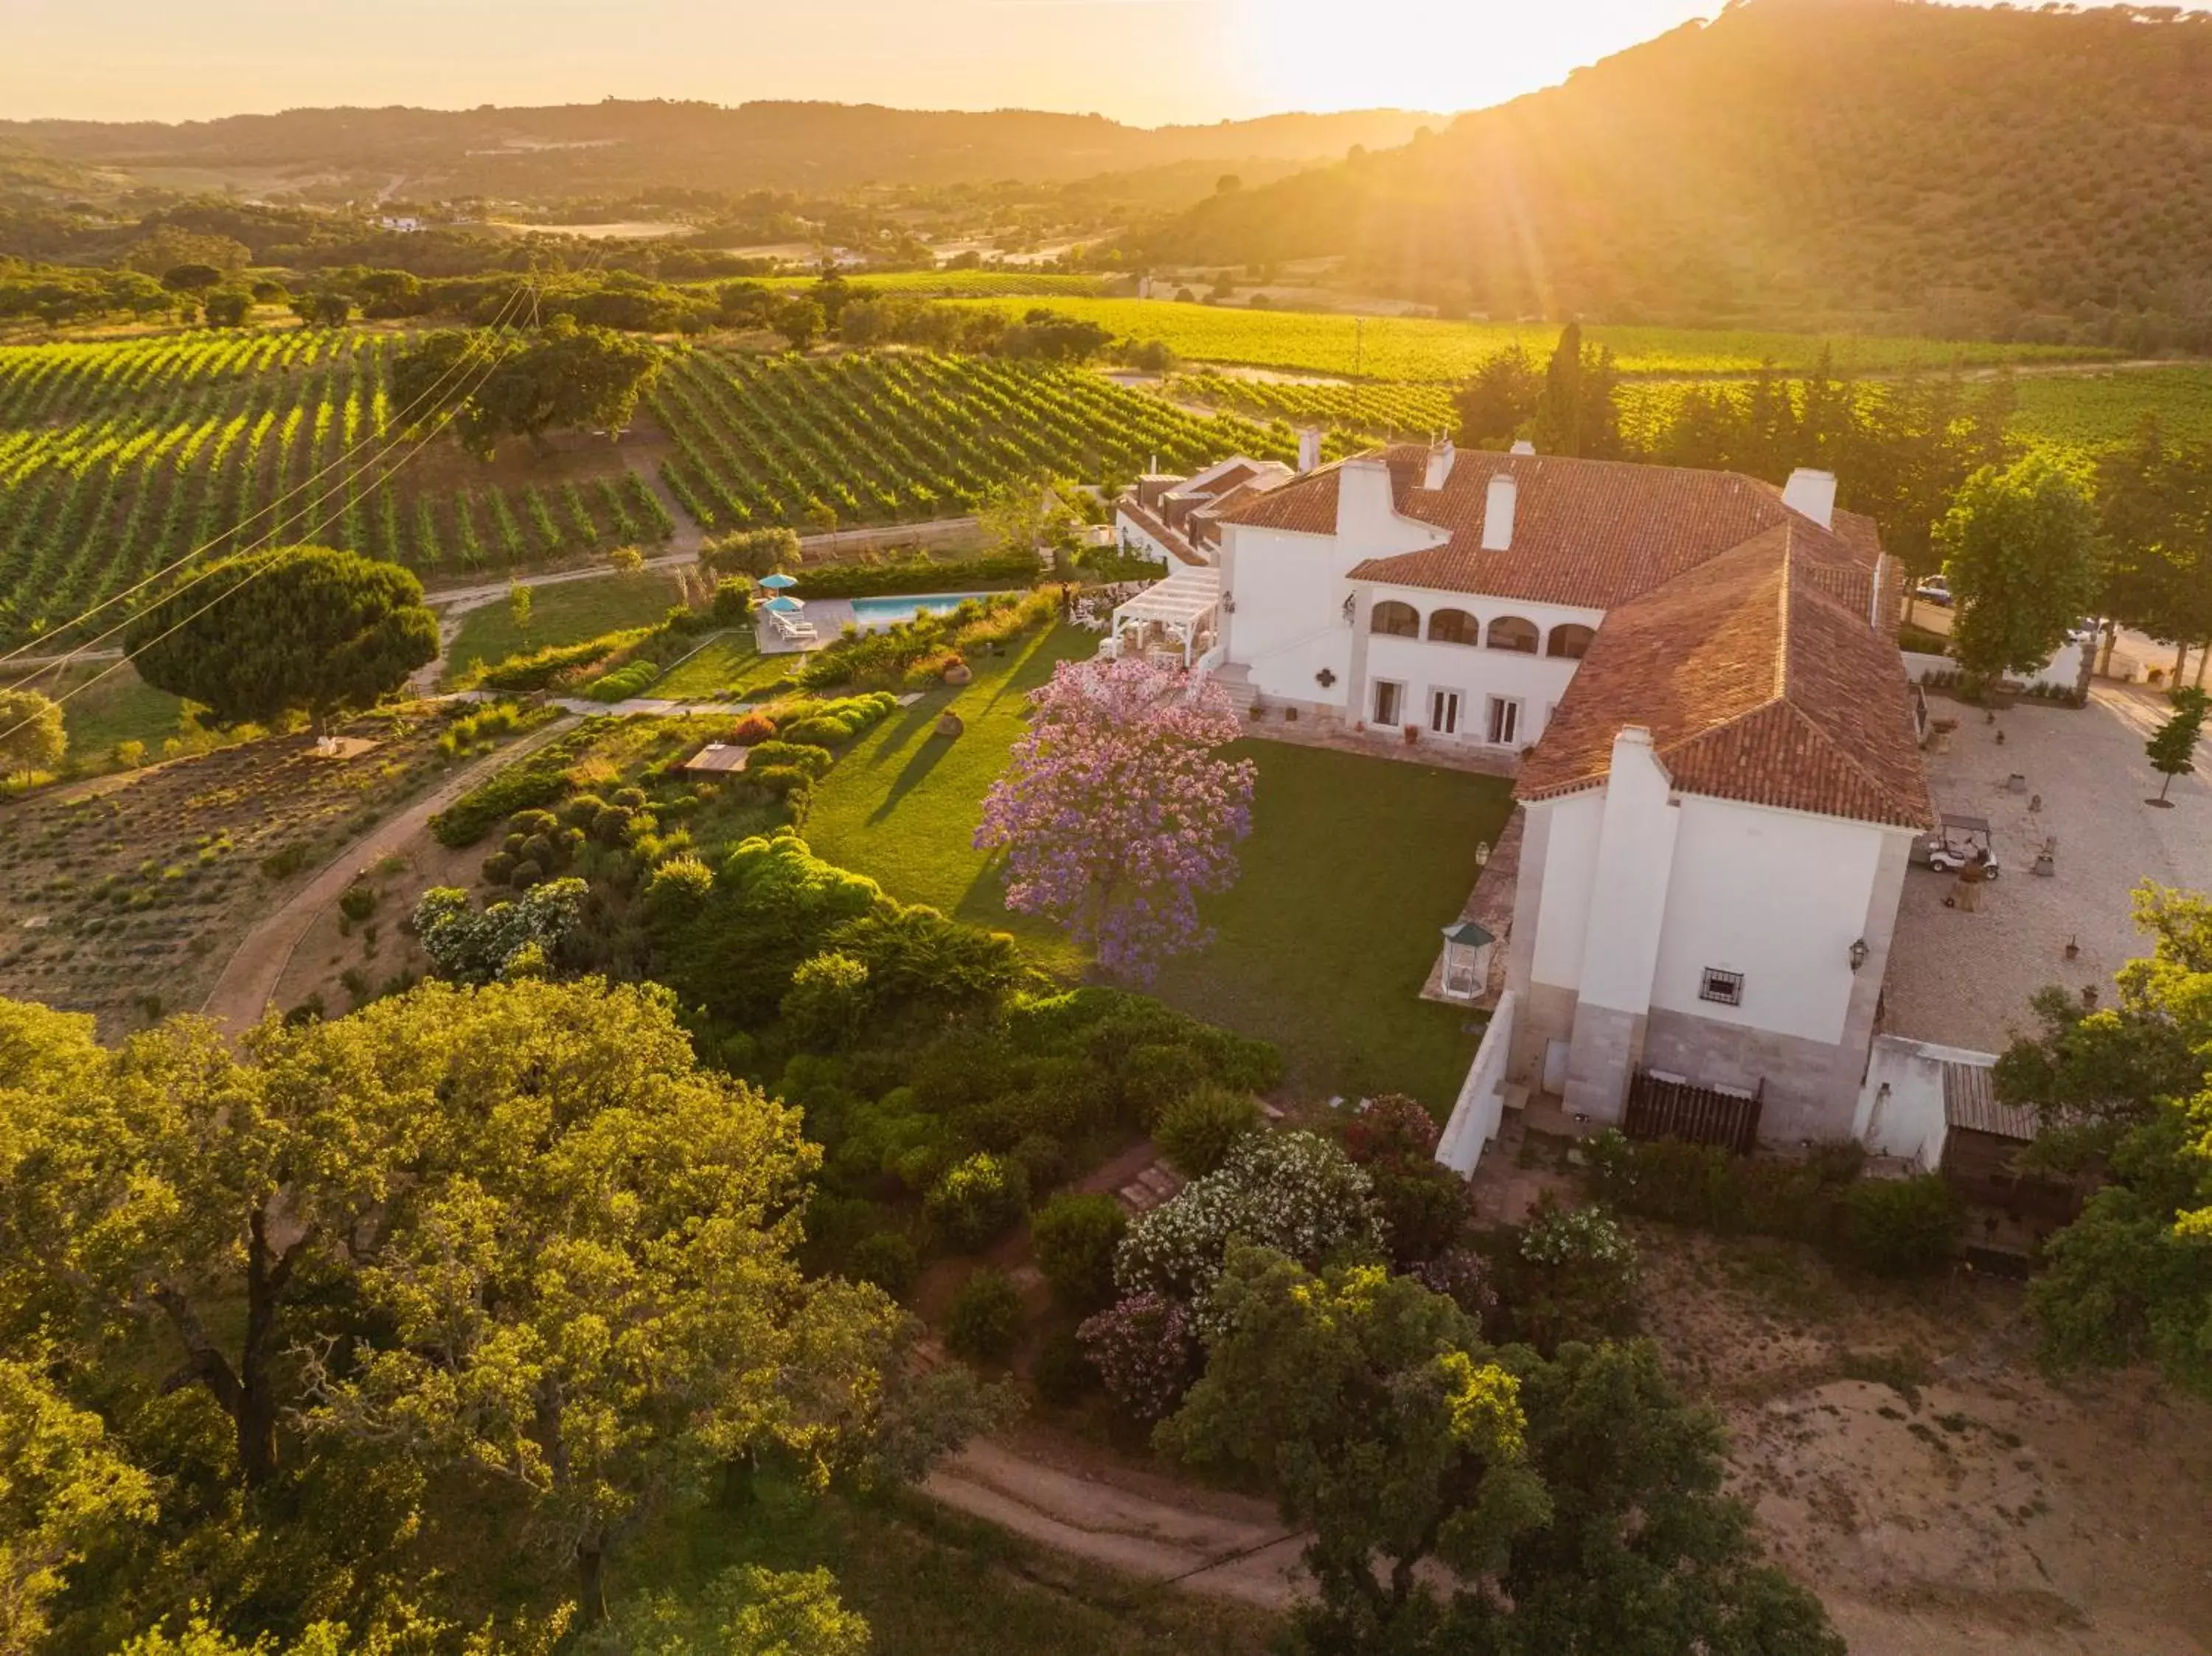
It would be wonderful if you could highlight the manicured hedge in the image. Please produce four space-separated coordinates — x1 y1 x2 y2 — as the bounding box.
790 549 1038 599
477 627 653 692
429 721 611 847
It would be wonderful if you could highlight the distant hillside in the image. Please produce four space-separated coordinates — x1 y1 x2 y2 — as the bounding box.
0 102 1442 198
1136 0 2212 349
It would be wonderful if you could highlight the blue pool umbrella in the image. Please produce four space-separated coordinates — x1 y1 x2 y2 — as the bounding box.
757 572 799 590
762 594 805 613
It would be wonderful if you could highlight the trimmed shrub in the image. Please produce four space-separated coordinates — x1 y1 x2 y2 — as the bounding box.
925 1153 1030 1253
1154 1086 1262 1177
476 625 653 692
337 883 378 923
1843 1176 1964 1277
730 713 776 745
846 1231 919 1301
1121 1043 1213 1126
943 1268 1025 1364
1029 1193 1128 1311
781 951 872 1049
1340 1094 1441 1165
747 740 832 779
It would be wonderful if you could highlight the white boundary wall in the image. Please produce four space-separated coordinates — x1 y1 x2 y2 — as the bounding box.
1436 989 1515 1177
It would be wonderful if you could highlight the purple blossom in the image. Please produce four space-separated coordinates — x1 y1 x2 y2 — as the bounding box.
1077 1293 1200 1423
974 655 1255 981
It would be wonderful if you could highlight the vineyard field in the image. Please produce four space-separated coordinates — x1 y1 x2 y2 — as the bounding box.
946 297 2109 381
2006 366 2212 458
650 347 1292 531
1164 369 1459 440
0 327 669 646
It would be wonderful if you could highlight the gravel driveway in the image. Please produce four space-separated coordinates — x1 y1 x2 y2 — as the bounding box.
1882 685 2212 1054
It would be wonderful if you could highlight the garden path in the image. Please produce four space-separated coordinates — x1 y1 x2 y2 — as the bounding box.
921 1438 1306 1610
198 715 580 1032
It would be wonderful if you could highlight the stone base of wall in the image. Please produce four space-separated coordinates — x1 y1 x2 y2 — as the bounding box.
1563 1002 1644 1123
1509 979 1577 1091
1642 1007 1864 1143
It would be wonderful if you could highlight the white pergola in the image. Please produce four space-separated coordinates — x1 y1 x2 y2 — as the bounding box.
1107 566 1222 667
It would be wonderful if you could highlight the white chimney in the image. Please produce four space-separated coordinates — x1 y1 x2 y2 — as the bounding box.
1783 467 1837 530
1509 439 1535 456
1481 472 1517 552
1296 427 1321 474
1424 437 1455 491
1335 457 1397 539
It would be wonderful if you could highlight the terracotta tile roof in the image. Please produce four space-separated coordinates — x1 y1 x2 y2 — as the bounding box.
1514 526 1935 829
1226 446 1874 610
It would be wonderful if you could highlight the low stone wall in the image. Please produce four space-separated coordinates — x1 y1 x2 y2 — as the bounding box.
1436 989 1515 1176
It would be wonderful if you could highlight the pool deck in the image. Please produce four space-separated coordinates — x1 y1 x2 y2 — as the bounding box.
756 597 854 655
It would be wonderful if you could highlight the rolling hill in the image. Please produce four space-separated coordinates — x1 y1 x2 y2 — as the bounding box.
0 102 1443 199
1136 0 2212 348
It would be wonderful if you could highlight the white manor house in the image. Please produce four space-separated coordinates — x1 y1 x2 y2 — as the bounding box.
1112 441 1937 1149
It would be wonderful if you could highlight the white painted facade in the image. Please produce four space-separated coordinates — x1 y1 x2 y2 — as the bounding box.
1218 457 1600 750
1510 730 1913 1141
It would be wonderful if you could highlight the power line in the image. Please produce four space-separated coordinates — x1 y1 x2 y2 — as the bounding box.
0 278 543 678
0 282 546 748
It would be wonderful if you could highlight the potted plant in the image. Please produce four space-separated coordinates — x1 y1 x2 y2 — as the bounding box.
1402 723 1421 744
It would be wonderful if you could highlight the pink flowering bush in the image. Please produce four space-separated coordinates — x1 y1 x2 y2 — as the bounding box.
1411 1247 1500 1321
975 655 1255 981
1077 1293 1200 1423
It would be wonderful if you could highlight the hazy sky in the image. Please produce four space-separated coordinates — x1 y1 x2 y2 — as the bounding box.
6 0 1731 126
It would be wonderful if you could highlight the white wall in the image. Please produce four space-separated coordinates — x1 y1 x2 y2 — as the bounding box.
1900 639 2086 695
1649 798 1893 1046
1528 793 1604 994
1436 989 1517 1177
1576 731 1680 1016
1218 459 1445 711
1852 1034 1997 1170
1361 585 1599 745
1219 522 1357 710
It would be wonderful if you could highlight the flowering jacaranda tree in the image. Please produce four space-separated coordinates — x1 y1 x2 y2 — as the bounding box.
975 654 1255 979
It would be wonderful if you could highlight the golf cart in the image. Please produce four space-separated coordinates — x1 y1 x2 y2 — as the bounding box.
1913 813 2000 878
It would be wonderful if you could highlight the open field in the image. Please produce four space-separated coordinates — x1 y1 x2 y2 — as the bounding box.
440 568 684 683
945 297 2108 381
0 704 491 1034
803 623 1509 1107
0 326 673 644
650 347 1287 532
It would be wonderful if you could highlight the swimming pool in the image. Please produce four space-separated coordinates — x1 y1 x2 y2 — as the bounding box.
846 591 1000 630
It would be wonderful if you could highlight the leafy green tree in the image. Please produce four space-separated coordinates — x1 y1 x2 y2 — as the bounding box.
2092 418 2212 679
1452 344 1540 449
201 288 252 327
597 1565 868 1656
1161 1247 1843 1656
775 296 826 352
390 320 661 460
1159 1246 1543 1649
291 290 352 328
161 262 225 294
125 546 437 730
1029 1193 1127 1311
0 687 65 781
507 580 533 638
0 1353 157 1651
1527 321 1624 459
2147 686 2207 804
1937 452 2101 684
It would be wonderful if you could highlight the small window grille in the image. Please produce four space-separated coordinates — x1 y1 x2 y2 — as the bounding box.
1699 968 1745 1006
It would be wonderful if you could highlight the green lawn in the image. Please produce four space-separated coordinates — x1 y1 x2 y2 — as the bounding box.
441 572 682 684
805 625 1514 1110
654 630 793 700
49 661 189 759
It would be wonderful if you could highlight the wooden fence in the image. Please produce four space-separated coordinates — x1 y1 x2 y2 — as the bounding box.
1623 1070 1763 1155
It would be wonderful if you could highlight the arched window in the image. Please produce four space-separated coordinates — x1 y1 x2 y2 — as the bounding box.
1546 623 1596 660
1371 600 1420 638
1486 615 1540 653
1427 608 1480 645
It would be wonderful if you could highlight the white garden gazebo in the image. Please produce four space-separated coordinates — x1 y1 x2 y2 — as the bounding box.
1104 566 1222 668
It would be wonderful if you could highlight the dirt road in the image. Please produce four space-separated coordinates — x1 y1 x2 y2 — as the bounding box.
922 1439 1305 1610
198 717 577 1031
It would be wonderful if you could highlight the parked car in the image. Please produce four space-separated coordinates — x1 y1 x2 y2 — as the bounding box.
1914 575 1953 608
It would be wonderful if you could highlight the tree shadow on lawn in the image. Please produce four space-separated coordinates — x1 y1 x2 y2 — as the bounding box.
866 734 955 824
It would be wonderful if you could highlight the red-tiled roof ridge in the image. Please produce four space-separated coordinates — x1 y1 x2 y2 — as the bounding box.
1514 524 1934 828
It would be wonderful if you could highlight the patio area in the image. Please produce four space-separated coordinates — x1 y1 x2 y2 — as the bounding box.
1882 683 2212 1054
1100 566 1221 667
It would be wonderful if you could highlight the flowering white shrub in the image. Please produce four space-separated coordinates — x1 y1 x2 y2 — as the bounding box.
412 877 586 984
1517 1203 1636 1269
1115 1131 1381 1332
